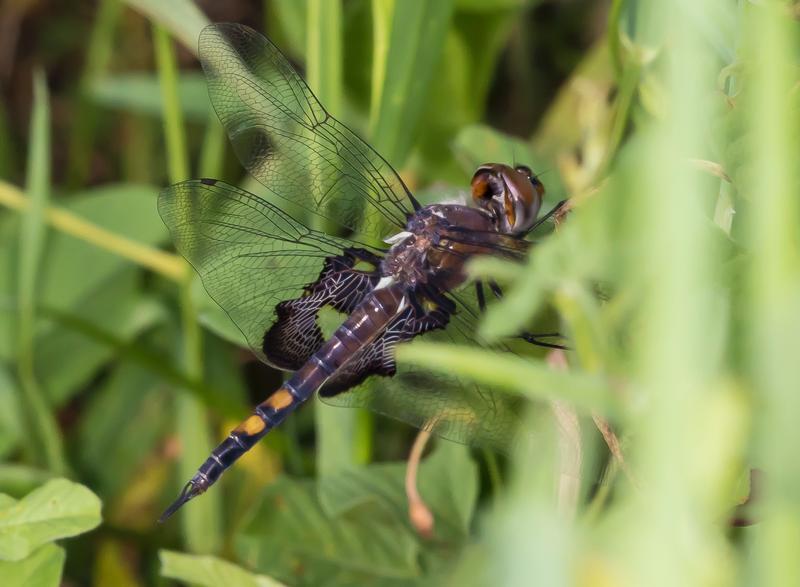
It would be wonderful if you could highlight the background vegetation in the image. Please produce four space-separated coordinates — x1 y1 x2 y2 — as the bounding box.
0 0 797 585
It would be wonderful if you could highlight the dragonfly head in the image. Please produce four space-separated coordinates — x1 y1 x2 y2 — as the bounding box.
470 163 544 234
158 476 209 523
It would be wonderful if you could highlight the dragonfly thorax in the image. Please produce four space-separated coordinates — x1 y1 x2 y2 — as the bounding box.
382 204 498 290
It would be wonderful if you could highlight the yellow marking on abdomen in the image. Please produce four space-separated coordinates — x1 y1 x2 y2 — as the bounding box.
235 414 266 436
262 387 294 410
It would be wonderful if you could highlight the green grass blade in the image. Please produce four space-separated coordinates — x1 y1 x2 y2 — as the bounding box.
396 342 616 413
744 3 800 584
306 0 342 117
0 180 186 282
368 0 454 165
67 0 121 188
154 27 190 182
126 0 209 55
154 24 221 554
17 70 66 474
614 1 739 584
198 112 225 179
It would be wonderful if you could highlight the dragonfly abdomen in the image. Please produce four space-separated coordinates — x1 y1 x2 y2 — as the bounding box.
159 283 406 522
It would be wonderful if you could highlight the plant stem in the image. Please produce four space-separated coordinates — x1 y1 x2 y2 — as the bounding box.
0 181 186 281
17 70 66 474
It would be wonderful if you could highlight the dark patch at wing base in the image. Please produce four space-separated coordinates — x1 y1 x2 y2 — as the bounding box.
262 250 381 370
157 179 384 366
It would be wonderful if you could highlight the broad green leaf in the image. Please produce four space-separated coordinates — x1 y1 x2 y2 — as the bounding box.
36 275 165 405
416 443 477 537
37 184 167 306
318 442 478 541
160 550 286 587
39 303 236 416
0 479 101 561
369 0 455 166
0 183 170 399
124 0 210 55
0 543 64 587
90 73 211 121
413 5 523 179
235 476 419 584
78 362 171 500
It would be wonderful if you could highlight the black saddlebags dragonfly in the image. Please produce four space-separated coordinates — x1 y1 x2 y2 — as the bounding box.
158 23 567 521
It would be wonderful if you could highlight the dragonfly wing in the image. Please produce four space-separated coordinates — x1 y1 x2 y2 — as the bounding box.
158 179 384 367
198 23 417 240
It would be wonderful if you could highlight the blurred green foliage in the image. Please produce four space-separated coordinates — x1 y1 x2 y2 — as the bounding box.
0 0 798 585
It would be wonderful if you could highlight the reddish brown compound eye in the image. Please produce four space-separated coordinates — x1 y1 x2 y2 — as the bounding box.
470 167 494 203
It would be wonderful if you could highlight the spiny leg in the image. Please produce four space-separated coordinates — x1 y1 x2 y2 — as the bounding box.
484 280 569 350
475 281 487 312
523 199 569 235
520 332 569 350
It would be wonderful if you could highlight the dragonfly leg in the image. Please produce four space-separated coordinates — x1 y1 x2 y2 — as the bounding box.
520 331 569 350
418 283 456 313
488 280 504 300
523 199 569 235
475 281 487 312
485 281 570 350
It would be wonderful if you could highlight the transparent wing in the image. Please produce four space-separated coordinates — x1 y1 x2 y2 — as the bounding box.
322 289 525 452
158 178 383 365
198 23 418 240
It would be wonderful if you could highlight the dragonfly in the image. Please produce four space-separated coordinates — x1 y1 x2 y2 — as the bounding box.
158 23 567 522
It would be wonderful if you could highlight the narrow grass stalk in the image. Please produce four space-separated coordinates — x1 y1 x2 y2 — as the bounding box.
607 0 626 77
154 23 221 553
0 181 186 281
745 3 800 585
598 60 641 179
198 112 225 179
397 342 615 413
368 0 394 136
67 0 121 188
16 70 67 474
619 1 732 584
